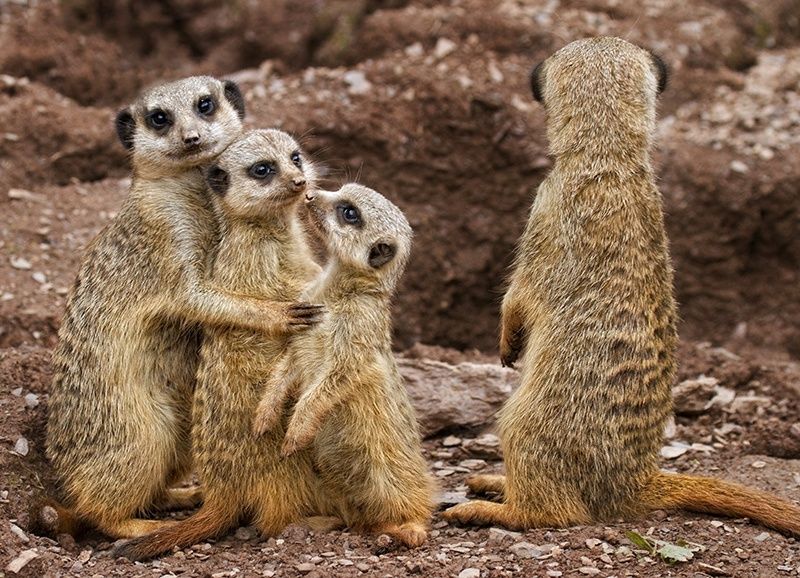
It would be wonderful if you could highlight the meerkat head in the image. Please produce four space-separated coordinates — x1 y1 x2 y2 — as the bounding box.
115 76 246 176
305 184 412 291
204 129 316 222
529 37 668 158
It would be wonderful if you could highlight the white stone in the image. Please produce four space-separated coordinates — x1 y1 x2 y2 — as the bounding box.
434 38 457 59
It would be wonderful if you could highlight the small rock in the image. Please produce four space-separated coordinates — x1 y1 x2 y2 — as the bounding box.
434 38 457 59
790 423 800 439
13 437 29 456
343 70 372 95
436 469 455 477
578 567 600 575
234 526 254 540
404 42 423 58
459 569 480 578
509 542 556 559
10 257 32 270
24 393 39 408
487 527 521 545
442 435 462 447
356 563 370 571
9 523 29 543
730 160 749 173
439 491 468 506
546 572 563 578
8 189 40 202
585 538 602 549
32 272 47 284
295 562 315 573
672 376 718 415
660 442 689 459
77 549 92 563
6 549 38 573
459 459 486 470
11 388 22 396
750 460 767 469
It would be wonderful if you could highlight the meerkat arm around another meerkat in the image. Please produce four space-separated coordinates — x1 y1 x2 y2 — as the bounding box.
500 285 527 368
252 355 301 436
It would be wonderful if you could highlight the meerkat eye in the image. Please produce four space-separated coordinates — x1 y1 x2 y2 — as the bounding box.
290 150 302 168
248 161 277 179
337 204 361 226
197 96 216 116
146 109 171 130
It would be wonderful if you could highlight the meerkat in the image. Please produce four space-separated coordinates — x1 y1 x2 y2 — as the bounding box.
112 129 328 561
252 183 436 548
443 37 800 536
40 79 321 540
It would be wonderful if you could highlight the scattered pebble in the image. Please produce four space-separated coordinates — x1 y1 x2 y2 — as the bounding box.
751 460 767 469
9 257 32 270
459 459 486 470
578 567 600 575
32 271 47 284
295 562 315 573
8 188 40 202
24 393 39 408
730 160 749 173
6 549 38 573
13 437 29 456
509 542 557 559
660 442 689 459
9 523 29 543
434 38 457 59
343 71 372 95
442 435 462 447
458 569 481 578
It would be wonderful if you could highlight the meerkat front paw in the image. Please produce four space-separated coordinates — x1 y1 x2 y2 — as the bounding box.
280 420 316 457
253 397 283 437
285 302 325 329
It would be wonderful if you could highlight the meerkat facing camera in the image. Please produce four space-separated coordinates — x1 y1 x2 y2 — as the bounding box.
253 183 436 548
40 79 320 540
112 129 327 561
443 37 800 536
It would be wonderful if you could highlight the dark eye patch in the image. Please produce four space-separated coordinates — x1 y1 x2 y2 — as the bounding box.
291 150 302 168
197 95 216 116
337 203 362 226
145 108 172 131
248 161 277 180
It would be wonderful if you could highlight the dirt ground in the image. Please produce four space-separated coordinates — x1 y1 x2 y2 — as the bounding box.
0 0 798 577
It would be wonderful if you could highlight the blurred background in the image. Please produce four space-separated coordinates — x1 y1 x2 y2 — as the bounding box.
0 0 798 359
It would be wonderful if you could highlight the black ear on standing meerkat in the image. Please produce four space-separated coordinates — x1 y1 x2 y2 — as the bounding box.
223 80 246 119
115 109 136 150
205 165 230 195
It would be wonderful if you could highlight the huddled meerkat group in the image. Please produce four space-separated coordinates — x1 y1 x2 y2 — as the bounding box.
36 36 799 560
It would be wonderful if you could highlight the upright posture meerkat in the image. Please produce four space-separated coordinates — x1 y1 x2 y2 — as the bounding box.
113 129 325 561
42 80 321 540
444 37 800 535
253 183 436 548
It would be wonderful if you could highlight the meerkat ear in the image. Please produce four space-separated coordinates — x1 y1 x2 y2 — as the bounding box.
650 52 669 94
368 242 396 269
115 108 136 150
223 80 246 119
206 165 230 195
530 60 545 103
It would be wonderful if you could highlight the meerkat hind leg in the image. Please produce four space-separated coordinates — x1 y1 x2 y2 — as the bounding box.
375 521 428 548
467 474 506 496
442 500 524 530
154 486 203 511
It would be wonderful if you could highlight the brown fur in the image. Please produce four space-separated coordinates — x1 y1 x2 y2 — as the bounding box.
443 37 800 536
112 129 325 561
253 184 436 548
42 79 318 540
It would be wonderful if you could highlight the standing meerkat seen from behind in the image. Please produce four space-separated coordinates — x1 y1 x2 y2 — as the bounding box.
42 80 321 540
443 37 800 535
113 129 326 561
253 183 436 548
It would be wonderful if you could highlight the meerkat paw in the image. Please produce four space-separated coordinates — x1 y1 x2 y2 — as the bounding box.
499 334 522 368
280 426 315 457
285 302 325 330
375 522 428 548
442 500 521 529
155 486 203 511
253 398 283 437
467 474 506 495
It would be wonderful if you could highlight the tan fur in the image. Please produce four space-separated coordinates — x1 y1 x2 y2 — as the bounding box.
443 37 800 536
112 129 325 561
254 184 436 548
42 79 316 540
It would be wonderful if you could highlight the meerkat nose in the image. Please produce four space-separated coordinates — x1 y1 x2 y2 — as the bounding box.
183 132 201 145
292 177 307 192
305 192 316 202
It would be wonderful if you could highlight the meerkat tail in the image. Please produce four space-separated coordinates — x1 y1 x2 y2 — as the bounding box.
112 503 238 561
29 498 84 537
643 472 800 537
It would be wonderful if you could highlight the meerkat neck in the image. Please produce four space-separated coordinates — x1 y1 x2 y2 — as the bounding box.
313 260 392 303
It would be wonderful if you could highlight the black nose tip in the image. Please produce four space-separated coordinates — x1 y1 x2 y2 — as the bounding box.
292 178 307 191
183 135 201 145
305 192 315 202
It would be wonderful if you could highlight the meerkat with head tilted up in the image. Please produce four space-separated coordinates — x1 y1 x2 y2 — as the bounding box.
443 37 800 535
253 183 436 548
113 129 327 561
40 79 321 540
